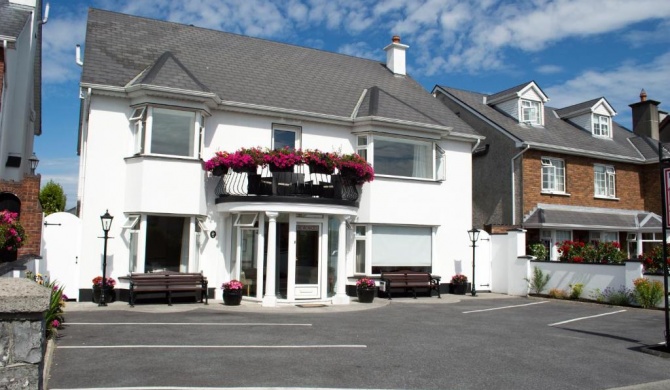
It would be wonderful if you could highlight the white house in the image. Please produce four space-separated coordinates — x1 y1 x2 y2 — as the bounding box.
74 9 482 305
0 0 44 270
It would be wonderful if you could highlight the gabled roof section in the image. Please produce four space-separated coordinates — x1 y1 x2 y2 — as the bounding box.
0 0 31 39
487 81 548 105
355 86 442 126
81 9 479 138
129 51 210 93
435 85 658 163
555 97 616 119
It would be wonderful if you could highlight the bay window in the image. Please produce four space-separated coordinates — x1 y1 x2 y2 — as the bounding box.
362 134 444 180
129 106 201 158
353 224 433 275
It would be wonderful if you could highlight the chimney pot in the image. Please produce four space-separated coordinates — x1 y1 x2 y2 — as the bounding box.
392 35 401 43
640 89 647 102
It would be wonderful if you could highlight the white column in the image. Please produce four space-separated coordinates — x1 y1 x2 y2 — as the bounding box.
263 211 279 307
332 215 350 305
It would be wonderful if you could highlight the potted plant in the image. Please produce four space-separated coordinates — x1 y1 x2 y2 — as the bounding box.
338 153 374 184
449 274 468 295
230 147 265 173
356 277 376 303
0 210 26 254
204 151 232 176
303 149 340 175
264 147 303 172
92 276 116 303
222 279 244 305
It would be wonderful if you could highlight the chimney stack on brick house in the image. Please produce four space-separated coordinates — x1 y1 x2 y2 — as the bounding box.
384 35 408 76
630 89 660 140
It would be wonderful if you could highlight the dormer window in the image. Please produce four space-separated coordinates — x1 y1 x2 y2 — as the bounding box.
592 115 611 137
521 100 541 125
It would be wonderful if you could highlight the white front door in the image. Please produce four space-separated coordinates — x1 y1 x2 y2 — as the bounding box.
293 223 321 299
475 230 492 292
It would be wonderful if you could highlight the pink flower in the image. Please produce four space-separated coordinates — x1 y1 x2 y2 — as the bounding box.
52 319 60 328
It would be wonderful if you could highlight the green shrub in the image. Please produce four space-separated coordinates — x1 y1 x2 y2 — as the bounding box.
39 180 67 216
602 286 634 306
569 283 584 299
525 267 551 295
528 243 548 261
633 278 664 309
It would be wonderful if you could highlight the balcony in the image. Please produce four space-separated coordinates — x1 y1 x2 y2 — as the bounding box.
214 165 360 207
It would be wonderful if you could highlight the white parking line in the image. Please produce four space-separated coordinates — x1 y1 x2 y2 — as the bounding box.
462 301 549 314
59 345 365 349
67 322 312 326
548 310 627 327
51 387 361 390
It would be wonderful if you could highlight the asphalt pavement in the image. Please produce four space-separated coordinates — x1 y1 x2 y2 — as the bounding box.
47 294 670 390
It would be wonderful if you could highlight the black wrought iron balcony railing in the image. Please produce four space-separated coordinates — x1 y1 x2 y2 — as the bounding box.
214 165 360 205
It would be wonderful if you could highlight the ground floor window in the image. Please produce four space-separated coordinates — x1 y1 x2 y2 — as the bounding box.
353 224 433 275
122 214 202 273
540 229 571 260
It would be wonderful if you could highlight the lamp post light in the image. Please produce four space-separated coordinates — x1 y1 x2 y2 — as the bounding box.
99 210 113 307
29 153 39 175
468 227 481 297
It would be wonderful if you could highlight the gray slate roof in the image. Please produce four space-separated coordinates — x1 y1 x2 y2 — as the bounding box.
82 9 477 137
0 0 30 38
554 97 609 118
524 204 661 230
439 85 657 162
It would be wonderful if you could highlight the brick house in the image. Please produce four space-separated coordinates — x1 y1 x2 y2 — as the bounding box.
0 0 44 267
433 82 665 260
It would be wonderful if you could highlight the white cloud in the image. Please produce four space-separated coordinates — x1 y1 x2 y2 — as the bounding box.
337 42 381 61
42 10 87 84
536 65 563 75
38 157 80 209
544 51 670 127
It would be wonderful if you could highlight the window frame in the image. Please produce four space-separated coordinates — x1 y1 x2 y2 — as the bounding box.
540 157 565 193
594 164 616 198
365 134 442 181
592 114 611 138
272 124 302 150
520 99 541 125
129 105 203 158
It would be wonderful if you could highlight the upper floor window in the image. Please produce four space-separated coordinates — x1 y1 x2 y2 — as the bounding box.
520 99 541 125
594 164 616 198
273 124 301 150
541 157 565 193
592 115 611 137
366 135 444 180
129 106 201 158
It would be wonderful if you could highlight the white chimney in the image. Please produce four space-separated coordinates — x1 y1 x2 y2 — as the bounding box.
384 35 409 76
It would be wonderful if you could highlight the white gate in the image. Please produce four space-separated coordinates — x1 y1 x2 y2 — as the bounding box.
41 212 81 300
474 230 492 292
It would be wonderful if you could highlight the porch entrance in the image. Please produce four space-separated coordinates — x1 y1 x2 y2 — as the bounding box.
294 223 321 299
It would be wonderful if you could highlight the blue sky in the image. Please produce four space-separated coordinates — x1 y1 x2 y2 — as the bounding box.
38 0 670 208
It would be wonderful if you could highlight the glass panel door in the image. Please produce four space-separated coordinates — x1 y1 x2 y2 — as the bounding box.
239 229 257 297
294 224 320 299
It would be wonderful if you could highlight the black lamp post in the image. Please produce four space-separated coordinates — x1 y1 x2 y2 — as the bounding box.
99 210 113 307
468 227 480 297
29 153 39 175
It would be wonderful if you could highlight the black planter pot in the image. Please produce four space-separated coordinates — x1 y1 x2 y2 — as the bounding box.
308 163 334 175
232 166 257 174
223 290 243 306
357 287 375 303
92 285 115 303
269 164 295 173
449 283 469 295
212 166 228 176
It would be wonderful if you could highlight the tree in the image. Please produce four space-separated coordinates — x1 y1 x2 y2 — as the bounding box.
39 180 67 215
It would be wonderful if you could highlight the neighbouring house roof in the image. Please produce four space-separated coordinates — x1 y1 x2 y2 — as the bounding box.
436 85 658 163
82 9 478 138
523 204 661 231
0 0 31 39
554 97 616 119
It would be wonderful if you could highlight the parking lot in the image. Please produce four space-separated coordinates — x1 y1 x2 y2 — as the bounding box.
48 295 670 390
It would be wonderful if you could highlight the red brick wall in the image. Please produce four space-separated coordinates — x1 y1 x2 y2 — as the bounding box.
0 175 43 257
641 163 661 215
522 150 649 216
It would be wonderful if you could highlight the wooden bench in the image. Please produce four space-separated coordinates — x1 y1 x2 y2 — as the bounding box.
127 271 208 306
381 270 440 300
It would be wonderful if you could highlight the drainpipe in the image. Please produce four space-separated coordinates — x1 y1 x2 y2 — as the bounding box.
470 138 481 152
511 144 530 225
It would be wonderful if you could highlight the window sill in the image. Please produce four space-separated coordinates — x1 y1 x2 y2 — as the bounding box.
125 154 202 162
375 174 440 183
541 191 570 197
594 195 619 201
